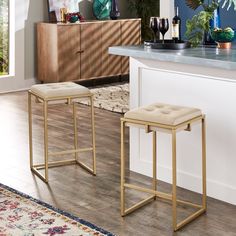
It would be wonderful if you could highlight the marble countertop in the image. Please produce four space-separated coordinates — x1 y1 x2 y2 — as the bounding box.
109 44 236 70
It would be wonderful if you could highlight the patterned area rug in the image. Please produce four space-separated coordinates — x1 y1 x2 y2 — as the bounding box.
0 183 114 236
80 83 129 114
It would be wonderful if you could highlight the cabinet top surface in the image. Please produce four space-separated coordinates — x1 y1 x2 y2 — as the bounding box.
38 19 140 26
109 44 236 71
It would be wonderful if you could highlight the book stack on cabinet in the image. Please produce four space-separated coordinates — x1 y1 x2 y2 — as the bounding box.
37 19 141 83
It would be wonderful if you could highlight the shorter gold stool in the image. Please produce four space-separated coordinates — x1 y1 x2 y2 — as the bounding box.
28 82 96 183
120 103 206 231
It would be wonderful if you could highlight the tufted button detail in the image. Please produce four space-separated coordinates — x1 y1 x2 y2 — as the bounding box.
30 82 91 99
161 110 170 114
124 103 202 126
144 108 155 112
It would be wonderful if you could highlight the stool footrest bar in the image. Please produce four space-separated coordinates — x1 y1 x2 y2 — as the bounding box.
34 159 77 169
175 208 206 231
49 148 93 157
123 195 156 216
76 161 96 175
124 183 202 209
31 168 48 183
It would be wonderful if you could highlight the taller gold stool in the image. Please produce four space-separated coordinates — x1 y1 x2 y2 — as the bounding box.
28 82 96 183
120 103 206 231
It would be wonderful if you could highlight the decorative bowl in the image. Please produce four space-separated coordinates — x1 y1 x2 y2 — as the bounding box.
211 28 235 43
69 15 78 23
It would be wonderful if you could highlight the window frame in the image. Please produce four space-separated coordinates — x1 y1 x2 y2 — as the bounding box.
0 0 14 78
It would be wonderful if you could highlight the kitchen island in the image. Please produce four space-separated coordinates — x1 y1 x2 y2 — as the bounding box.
109 45 236 205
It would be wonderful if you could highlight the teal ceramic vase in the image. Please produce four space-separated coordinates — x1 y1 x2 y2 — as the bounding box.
93 0 112 20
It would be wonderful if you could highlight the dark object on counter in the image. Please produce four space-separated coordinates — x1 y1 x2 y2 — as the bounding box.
149 17 160 43
110 0 120 20
144 40 190 50
172 6 181 42
65 12 85 23
159 18 169 44
69 15 78 23
48 11 57 23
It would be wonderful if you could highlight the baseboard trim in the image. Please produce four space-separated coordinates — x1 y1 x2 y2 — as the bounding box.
130 164 236 206
0 78 38 94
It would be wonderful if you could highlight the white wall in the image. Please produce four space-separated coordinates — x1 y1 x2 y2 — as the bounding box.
160 0 174 39
0 0 47 93
0 0 132 93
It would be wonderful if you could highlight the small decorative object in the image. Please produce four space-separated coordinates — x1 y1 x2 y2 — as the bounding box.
159 18 169 44
60 7 67 23
93 0 112 20
47 0 83 22
185 0 236 47
48 10 57 23
110 0 120 20
144 40 190 50
149 17 160 43
211 27 235 48
68 15 78 23
65 12 84 23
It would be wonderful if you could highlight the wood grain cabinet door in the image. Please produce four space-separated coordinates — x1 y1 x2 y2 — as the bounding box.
57 25 81 82
101 21 122 77
37 24 59 83
80 23 103 80
121 19 141 74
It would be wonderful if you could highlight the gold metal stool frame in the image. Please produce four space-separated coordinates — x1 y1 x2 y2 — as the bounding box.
28 91 96 183
120 115 206 231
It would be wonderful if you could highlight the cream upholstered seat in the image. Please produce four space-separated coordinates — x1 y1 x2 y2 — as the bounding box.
30 82 91 99
28 82 96 183
124 103 202 126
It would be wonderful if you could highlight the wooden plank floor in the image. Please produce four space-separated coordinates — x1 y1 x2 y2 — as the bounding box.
0 91 236 236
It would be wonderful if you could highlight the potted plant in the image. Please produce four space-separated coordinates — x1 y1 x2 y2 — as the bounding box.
185 0 236 46
127 0 160 41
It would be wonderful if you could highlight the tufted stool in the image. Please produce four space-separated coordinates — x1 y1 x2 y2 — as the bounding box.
120 103 206 231
28 82 96 183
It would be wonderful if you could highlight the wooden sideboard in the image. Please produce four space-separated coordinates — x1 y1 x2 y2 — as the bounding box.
37 19 141 83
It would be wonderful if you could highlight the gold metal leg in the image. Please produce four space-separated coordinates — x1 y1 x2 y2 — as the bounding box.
28 92 33 169
121 120 125 216
121 121 156 217
153 131 157 200
172 129 177 231
73 102 78 161
202 117 207 210
173 117 207 231
90 96 96 175
44 100 49 183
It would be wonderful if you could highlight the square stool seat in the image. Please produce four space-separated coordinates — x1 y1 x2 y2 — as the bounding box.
124 103 202 126
30 82 91 99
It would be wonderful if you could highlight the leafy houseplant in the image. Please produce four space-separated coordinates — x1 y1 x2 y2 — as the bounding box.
127 0 160 41
185 0 236 46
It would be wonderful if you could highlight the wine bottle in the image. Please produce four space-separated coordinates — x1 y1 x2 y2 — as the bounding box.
172 6 181 43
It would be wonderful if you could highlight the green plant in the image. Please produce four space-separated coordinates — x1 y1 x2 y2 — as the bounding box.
185 0 236 46
127 0 159 41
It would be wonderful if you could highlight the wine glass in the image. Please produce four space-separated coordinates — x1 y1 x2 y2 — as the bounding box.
149 17 160 43
159 18 169 44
